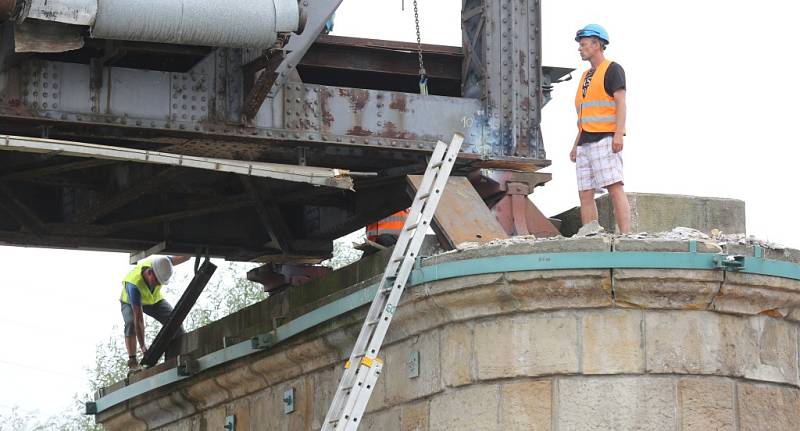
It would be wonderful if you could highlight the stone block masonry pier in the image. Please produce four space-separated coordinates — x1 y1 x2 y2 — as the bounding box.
92 237 800 430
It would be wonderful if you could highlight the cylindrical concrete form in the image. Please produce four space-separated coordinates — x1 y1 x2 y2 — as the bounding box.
91 0 299 48
96 239 800 430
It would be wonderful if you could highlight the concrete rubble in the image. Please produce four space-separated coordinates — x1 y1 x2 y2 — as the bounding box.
451 226 788 254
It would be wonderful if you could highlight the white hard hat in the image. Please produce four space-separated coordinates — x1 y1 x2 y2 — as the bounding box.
151 256 174 285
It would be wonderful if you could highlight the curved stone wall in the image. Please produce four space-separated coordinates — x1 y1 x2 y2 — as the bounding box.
97 241 800 431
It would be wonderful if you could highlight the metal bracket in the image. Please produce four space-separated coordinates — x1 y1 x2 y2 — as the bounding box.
283 387 295 414
84 402 97 415
265 0 344 99
407 351 420 379
177 354 199 377
224 415 236 431
251 333 277 350
714 254 746 271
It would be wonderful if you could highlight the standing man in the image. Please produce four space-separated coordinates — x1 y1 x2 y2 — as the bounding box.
571 24 631 234
120 255 190 370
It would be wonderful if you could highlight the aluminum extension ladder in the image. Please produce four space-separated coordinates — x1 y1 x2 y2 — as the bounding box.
322 134 464 430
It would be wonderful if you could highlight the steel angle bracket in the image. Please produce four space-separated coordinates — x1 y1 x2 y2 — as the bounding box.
177 354 199 377
251 333 277 350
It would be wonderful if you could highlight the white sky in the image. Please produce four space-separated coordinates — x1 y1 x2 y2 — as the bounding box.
2 0 799 420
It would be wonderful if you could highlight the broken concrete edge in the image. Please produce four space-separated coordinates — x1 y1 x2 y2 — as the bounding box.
89 238 800 416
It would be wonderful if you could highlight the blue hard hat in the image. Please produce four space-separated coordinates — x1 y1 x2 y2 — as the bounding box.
575 24 609 44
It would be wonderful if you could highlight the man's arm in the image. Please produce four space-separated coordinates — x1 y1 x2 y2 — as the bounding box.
612 89 626 153
570 123 581 162
132 304 147 354
169 255 191 265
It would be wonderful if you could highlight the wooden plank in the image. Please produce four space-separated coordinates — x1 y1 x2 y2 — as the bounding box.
129 241 167 265
407 175 508 248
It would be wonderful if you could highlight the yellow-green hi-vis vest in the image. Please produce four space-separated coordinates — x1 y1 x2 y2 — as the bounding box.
120 258 164 305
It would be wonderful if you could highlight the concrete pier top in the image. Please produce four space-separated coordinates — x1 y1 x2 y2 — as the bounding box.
95 237 800 430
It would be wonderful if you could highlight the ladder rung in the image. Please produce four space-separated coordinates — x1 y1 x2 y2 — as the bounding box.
392 256 405 263
430 160 443 168
406 223 419 231
417 192 430 200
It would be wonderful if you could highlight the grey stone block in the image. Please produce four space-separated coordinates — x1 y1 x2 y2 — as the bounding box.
553 193 746 236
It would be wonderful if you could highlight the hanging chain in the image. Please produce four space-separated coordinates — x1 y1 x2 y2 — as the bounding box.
413 0 428 94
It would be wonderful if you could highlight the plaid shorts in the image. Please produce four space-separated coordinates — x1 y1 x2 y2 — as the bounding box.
576 136 624 192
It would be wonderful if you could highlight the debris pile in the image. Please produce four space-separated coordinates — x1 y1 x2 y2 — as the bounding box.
448 226 786 254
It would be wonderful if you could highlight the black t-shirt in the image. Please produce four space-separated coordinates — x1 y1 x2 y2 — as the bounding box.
578 62 626 145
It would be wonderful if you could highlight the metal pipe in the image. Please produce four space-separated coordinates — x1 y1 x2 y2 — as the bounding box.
24 0 300 48
92 0 299 48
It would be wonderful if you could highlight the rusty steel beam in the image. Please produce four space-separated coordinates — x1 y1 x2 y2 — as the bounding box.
247 263 331 293
0 229 272 260
0 158 116 181
73 168 183 224
240 176 293 253
103 196 253 233
407 175 508 248
299 35 462 80
0 183 46 236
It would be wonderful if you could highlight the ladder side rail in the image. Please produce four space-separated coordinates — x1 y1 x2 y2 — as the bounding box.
361 135 462 361
332 139 449 377
323 134 464 430
324 141 447 404
341 362 383 431
379 140 448 267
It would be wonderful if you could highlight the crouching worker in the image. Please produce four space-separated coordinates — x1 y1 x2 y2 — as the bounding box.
120 255 190 371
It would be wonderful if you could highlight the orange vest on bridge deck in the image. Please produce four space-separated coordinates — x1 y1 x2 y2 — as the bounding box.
575 59 617 133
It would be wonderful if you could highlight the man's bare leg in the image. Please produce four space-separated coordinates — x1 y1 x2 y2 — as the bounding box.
606 182 631 234
579 189 598 225
125 336 138 368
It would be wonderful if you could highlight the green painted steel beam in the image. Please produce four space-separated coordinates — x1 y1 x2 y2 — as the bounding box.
90 248 800 414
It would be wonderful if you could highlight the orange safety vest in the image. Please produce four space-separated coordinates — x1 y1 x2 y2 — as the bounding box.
366 209 409 241
574 59 617 133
